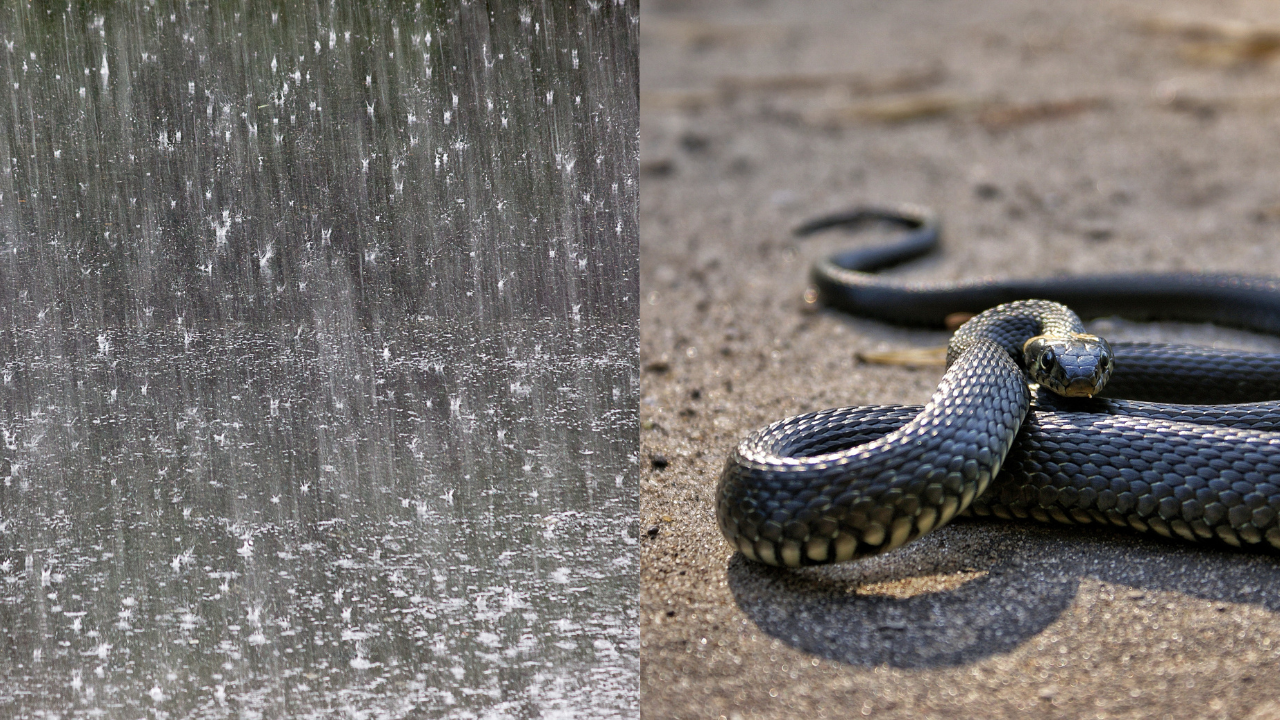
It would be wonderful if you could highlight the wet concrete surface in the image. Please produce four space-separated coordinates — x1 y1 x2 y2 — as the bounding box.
0 2 638 716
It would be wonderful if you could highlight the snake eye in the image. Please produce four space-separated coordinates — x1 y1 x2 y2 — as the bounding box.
1041 347 1056 368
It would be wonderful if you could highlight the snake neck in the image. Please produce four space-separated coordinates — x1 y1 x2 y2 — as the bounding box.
946 299 1086 369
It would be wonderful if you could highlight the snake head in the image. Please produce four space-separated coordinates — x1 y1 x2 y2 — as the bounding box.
1022 333 1114 397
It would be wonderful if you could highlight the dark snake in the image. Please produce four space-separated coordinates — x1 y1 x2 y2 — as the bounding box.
717 204 1280 566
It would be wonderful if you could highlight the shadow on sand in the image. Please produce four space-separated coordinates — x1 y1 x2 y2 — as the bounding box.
728 519 1280 668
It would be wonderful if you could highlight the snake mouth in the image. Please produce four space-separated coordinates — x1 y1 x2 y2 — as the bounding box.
1061 377 1099 398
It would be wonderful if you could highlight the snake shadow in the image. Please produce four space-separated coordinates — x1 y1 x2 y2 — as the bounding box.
727 518 1280 668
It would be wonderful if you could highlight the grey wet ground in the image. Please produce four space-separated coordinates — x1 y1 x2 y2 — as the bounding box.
0 2 638 717
641 0 1280 717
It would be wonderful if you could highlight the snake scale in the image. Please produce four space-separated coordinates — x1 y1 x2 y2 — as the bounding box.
717 204 1280 566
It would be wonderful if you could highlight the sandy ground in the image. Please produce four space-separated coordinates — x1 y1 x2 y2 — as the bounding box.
640 0 1280 717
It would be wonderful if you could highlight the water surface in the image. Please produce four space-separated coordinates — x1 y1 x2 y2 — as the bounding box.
0 1 638 716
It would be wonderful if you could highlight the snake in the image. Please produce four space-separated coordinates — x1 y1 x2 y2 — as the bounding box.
717 204 1280 566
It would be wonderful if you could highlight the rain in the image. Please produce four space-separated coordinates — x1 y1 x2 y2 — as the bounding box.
0 1 638 717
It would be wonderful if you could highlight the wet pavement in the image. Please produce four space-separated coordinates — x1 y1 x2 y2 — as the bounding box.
0 1 638 717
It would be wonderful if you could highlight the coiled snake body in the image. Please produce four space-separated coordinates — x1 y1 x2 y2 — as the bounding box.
717 205 1280 566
